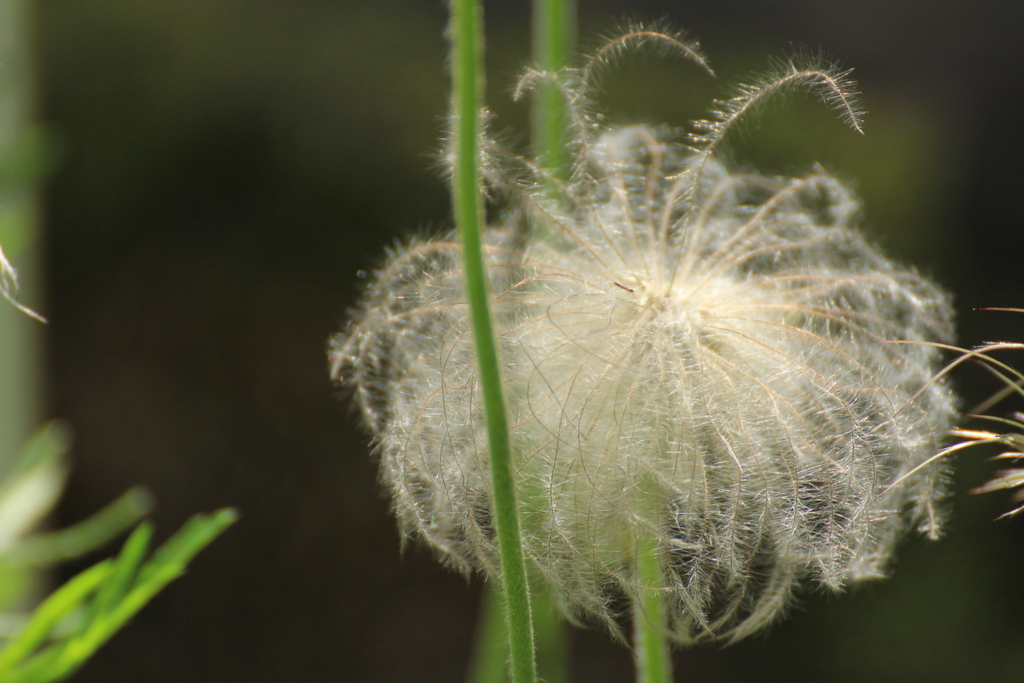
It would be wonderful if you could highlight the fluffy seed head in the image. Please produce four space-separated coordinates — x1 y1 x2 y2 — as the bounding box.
330 47 956 643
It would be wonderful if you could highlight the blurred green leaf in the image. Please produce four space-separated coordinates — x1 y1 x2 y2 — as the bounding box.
5 488 153 568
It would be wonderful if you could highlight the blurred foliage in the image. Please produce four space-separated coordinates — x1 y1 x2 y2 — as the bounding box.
0 423 234 683
0 506 236 683
2 0 236 679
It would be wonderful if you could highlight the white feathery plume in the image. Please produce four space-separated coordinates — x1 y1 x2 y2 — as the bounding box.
330 41 956 643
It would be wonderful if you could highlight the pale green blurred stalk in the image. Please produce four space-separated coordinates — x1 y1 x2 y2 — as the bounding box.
532 0 574 179
0 0 43 485
0 0 53 621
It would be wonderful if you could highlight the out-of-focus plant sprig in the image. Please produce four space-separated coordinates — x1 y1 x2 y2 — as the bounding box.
917 311 1024 518
959 414 1024 517
0 507 237 683
0 423 237 683
1 5 237 680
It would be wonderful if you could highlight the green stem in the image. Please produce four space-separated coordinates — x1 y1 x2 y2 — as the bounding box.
449 1 536 682
524 3 576 676
531 583 568 683
633 533 672 683
532 0 575 180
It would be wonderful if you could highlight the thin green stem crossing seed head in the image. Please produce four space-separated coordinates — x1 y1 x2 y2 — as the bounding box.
330 32 956 644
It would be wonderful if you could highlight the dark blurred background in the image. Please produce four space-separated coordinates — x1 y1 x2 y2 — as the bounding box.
35 0 1024 680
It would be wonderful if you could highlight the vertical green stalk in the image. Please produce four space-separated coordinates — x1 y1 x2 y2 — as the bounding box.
634 533 671 683
468 586 509 683
633 479 672 683
449 1 536 683
525 4 575 680
532 0 575 180
530 585 567 683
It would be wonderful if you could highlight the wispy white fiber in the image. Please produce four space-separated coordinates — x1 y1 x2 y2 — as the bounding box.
0 243 46 323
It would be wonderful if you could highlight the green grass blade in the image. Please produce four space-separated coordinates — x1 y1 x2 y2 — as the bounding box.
85 522 153 621
2 643 63 683
118 508 238 615
44 509 237 681
0 509 236 683
0 561 112 672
